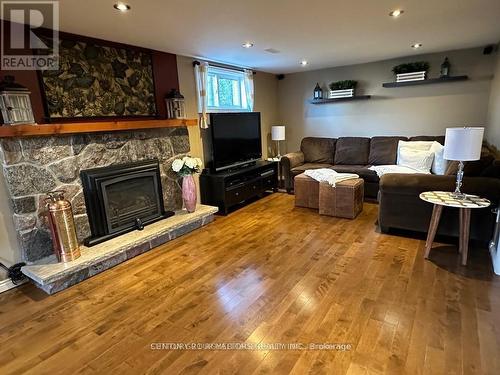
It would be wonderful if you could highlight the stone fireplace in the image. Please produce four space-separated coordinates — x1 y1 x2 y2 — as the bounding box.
81 159 174 246
0 127 189 263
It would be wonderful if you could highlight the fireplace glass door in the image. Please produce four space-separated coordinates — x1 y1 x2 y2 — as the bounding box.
80 159 174 246
101 173 162 234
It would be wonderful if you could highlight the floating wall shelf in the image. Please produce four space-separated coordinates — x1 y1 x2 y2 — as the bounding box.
310 95 372 104
382 75 469 88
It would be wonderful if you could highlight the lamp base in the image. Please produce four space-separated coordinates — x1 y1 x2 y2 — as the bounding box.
451 191 467 200
452 161 466 200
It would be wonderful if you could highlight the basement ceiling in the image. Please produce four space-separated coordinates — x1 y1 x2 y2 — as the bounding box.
35 0 500 73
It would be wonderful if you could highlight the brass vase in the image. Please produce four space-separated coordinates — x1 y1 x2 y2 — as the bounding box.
45 190 81 263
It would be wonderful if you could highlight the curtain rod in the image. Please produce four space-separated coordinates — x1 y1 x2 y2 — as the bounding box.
193 60 256 74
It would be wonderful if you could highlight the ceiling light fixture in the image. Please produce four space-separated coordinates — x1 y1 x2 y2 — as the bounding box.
389 9 404 17
242 42 254 48
113 3 130 12
411 43 423 49
300 60 308 66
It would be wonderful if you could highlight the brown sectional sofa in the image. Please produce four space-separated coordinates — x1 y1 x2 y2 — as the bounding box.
282 136 499 243
282 135 445 197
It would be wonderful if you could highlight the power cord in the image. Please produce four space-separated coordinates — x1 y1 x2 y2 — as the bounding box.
0 262 27 285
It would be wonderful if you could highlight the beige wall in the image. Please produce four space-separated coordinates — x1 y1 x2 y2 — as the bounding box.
278 48 496 152
0 171 21 281
487 48 500 149
253 71 280 158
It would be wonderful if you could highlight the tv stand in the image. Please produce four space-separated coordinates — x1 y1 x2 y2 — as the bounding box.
200 160 278 215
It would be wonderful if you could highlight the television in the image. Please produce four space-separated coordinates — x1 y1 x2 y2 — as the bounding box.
210 112 262 172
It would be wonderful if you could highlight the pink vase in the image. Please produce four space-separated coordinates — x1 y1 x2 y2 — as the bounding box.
182 175 197 213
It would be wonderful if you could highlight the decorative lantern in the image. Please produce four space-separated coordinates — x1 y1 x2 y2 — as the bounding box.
440 57 451 78
165 89 186 119
313 83 323 100
0 75 35 125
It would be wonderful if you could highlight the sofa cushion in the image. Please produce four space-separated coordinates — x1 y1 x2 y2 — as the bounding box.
300 137 336 164
291 163 333 174
445 154 496 177
330 165 379 183
334 137 370 165
409 135 446 145
369 136 407 165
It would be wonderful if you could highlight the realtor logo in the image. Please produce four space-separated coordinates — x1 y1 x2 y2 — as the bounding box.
1 0 59 70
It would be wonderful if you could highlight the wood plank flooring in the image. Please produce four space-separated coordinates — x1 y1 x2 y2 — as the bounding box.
1 193 499 374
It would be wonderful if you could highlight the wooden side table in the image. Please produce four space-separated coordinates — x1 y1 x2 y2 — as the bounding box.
420 191 491 265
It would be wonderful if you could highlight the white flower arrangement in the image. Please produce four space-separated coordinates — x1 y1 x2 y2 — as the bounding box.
171 156 203 176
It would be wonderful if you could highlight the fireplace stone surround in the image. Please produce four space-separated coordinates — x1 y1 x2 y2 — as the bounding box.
0 127 190 263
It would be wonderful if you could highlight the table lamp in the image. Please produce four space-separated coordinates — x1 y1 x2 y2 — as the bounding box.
444 127 484 199
271 125 286 158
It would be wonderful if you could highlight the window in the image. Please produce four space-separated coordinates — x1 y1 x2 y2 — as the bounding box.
206 66 250 112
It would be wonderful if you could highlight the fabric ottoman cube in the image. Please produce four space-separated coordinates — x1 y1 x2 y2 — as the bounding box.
294 173 319 209
319 178 364 219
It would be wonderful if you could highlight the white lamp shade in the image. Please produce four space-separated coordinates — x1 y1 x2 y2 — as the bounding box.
444 127 484 161
271 126 286 141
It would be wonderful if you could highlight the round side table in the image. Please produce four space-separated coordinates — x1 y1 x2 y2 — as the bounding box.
419 191 491 266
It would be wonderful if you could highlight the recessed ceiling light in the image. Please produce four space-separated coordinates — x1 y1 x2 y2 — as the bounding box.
242 42 254 48
411 43 423 49
113 3 130 12
300 60 308 66
389 9 404 17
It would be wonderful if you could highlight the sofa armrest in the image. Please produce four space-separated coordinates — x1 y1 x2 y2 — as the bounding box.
281 152 305 169
379 173 500 202
281 152 304 192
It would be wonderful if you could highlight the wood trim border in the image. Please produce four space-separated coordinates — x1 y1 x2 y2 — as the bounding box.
0 119 198 138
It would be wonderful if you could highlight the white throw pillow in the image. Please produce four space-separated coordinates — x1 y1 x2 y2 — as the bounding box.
398 148 435 173
397 140 447 175
429 142 449 175
397 140 435 164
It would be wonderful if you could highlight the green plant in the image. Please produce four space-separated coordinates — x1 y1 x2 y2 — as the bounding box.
329 80 358 91
392 61 430 75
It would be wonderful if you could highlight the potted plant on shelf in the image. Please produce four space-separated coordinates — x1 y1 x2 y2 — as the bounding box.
329 80 358 98
171 156 203 213
392 61 430 82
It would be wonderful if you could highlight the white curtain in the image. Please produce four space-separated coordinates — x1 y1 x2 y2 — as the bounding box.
244 69 254 111
194 61 209 129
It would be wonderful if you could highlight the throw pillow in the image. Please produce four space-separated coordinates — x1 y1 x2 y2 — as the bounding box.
397 140 434 164
429 142 449 175
397 140 447 175
398 148 435 173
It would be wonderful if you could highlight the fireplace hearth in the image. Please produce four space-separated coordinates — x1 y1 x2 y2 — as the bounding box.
80 159 174 246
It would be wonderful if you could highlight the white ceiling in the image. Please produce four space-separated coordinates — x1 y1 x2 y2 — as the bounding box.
52 0 500 73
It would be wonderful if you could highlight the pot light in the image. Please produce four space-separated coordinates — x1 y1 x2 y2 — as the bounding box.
113 3 130 11
300 60 308 66
389 9 404 17
411 43 423 49
242 42 254 48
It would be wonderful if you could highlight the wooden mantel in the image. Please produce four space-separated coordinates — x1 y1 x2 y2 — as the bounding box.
0 118 198 138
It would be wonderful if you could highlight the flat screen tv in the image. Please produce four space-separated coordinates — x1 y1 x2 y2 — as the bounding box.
210 112 262 172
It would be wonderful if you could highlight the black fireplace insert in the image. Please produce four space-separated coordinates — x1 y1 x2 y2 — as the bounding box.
80 159 174 246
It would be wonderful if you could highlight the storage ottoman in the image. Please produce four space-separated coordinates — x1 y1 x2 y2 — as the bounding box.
319 178 364 219
294 173 319 209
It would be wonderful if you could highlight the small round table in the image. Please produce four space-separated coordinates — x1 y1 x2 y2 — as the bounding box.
419 191 491 265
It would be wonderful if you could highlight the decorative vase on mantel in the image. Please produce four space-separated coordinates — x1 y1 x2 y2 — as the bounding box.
171 156 203 213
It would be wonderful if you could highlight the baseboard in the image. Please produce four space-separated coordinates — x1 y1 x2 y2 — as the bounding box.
0 278 26 294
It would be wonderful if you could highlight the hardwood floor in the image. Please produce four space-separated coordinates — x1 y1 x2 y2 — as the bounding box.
1 193 499 374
